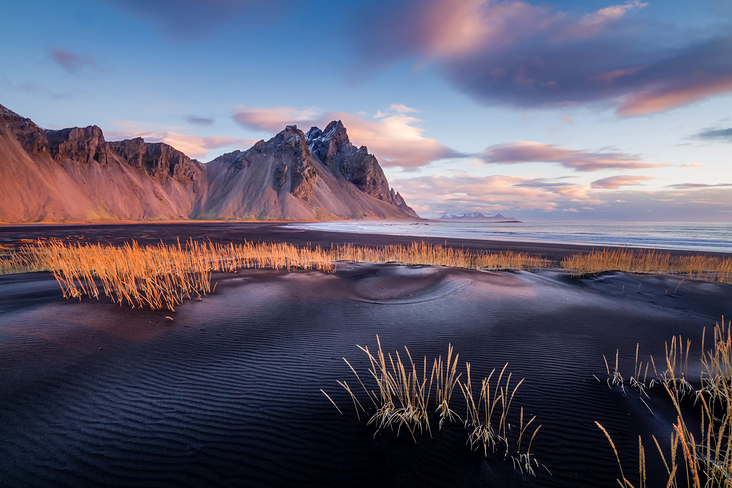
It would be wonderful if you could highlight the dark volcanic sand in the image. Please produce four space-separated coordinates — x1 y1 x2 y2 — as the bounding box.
0 264 730 487
2 222 730 261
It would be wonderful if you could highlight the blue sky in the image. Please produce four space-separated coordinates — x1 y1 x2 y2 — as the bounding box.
1 0 731 221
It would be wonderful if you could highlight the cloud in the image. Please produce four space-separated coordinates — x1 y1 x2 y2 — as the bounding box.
581 1 647 26
185 115 215 126
693 126 732 143
666 182 732 190
49 49 96 73
391 173 732 220
107 0 287 38
353 0 732 115
482 141 663 172
106 125 254 158
232 106 320 132
232 105 462 169
376 104 419 118
0 74 72 100
591 175 654 189
395 175 557 212
392 174 597 213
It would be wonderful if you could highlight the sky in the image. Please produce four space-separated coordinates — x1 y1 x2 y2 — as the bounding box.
1 0 731 221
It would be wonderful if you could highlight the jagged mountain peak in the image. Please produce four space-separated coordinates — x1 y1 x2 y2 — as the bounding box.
306 120 348 154
262 124 310 156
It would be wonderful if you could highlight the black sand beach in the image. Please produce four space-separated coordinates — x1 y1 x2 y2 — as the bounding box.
0 248 730 486
2 222 730 261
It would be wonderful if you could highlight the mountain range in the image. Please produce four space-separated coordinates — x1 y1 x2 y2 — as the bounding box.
437 211 520 222
0 104 417 223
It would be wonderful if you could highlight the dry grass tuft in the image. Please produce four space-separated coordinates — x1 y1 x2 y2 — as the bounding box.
332 242 549 270
599 317 732 487
3 239 334 311
562 248 732 283
326 337 544 475
340 336 434 442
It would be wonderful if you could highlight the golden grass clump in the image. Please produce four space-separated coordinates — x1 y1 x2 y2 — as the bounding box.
8 239 334 311
459 362 523 456
0 239 549 311
598 318 732 487
324 337 544 475
562 248 732 283
0 250 24 275
331 242 548 270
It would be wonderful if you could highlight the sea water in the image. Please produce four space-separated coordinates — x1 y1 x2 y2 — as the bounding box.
288 221 732 253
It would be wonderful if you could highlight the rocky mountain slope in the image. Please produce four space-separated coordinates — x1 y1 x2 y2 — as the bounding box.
0 104 417 222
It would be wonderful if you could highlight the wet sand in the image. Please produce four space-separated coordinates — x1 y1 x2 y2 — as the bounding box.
1 222 730 261
0 264 730 487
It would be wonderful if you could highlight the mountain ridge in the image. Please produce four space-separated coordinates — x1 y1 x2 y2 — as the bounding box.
0 104 417 223
437 211 521 222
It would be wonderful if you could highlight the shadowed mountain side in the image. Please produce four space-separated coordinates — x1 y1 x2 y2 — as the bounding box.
195 126 417 220
0 104 417 222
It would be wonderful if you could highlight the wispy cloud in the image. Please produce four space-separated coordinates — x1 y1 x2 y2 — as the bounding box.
185 115 215 126
693 126 732 143
591 175 654 189
0 74 72 100
481 141 663 172
232 105 462 169
107 0 287 38
49 49 96 73
106 122 254 158
353 0 732 115
666 182 732 190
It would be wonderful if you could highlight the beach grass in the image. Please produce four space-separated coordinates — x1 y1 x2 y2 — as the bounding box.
1 239 729 311
2 239 335 311
598 317 732 487
331 242 549 270
562 248 732 283
0 239 548 310
327 336 543 473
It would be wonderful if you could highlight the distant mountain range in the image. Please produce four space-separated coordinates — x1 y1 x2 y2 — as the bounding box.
436 211 521 222
0 104 417 222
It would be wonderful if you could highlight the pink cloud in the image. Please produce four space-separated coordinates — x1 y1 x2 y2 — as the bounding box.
618 75 732 116
591 175 654 189
593 67 644 83
232 106 320 132
580 1 647 26
392 174 597 213
391 174 732 219
233 105 461 169
482 141 663 172
106 128 253 158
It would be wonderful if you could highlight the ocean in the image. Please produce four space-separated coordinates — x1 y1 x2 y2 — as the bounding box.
288 221 732 253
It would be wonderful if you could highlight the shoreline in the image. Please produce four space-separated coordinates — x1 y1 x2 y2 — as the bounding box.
0 221 729 261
